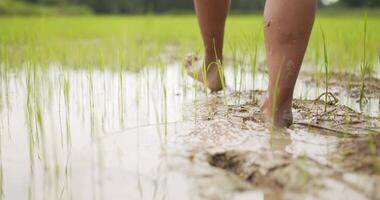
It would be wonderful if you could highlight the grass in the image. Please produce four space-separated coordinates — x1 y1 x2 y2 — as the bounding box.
0 0 92 16
0 129 3 200
319 23 330 112
315 22 340 112
25 62 36 174
359 11 369 106
0 14 378 139
250 30 259 91
0 12 378 156
63 74 71 148
0 14 379 73
0 12 379 200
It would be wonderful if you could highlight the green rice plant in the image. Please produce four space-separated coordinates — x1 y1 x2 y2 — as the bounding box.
28 67 50 179
145 68 151 120
191 58 200 101
1 15 380 199
152 82 165 151
200 64 213 119
321 23 329 112
269 57 285 138
87 67 96 140
151 84 161 122
158 59 168 144
0 15 380 72
358 11 369 106
345 70 354 94
28 177 34 200
316 23 338 112
0 67 3 115
250 31 259 91
229 39 239 92
0 132 4 199
210 38 229 115
238 52 247 104
180 46 189 97
216 61 228 112
117 49 125 128
135 70 141 126
0 47 11 139
191 57 200 123
25 62 35 174
35 99 47 165
58 69 64 148
312 31 323 88
202 61 212 118
98 49 107 132
63 74 71 148
0 47 4 106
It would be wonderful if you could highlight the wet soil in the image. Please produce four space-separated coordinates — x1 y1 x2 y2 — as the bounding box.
300 71 380 99
181 90 380 200
1 65 379 200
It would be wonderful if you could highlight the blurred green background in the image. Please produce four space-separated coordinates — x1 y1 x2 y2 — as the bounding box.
0 0 379 15
1 0 379 75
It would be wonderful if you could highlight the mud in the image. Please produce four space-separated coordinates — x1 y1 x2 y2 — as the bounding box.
179 90 380 200
300 71 380 99
1 64 379 200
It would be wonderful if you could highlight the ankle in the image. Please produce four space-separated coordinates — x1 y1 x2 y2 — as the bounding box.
261 98 293 127
205 53 222 64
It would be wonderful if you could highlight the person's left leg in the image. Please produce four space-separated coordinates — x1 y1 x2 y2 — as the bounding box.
186 0 230 92
261 0 317 127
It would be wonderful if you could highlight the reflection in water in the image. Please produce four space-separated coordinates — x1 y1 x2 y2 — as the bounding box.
286 129 339 165
0 65 180 199
0 138 3 199
0 63 378 199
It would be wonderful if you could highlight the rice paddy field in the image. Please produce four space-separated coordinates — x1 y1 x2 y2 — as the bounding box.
0 12 379 200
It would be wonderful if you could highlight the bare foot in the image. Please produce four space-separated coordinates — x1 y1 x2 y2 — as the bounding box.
260 98 293 128
185 55 224 92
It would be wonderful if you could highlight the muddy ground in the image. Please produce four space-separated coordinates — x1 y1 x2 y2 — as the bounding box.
254 59 380 99
1 65 379 200
300 71 380 99
171 89 380 200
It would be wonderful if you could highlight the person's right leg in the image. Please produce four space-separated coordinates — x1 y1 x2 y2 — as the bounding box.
186 0 230 92
261 0 317 127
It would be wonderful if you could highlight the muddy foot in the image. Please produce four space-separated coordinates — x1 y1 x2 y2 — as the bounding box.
185 55 224 92
260 98 293 128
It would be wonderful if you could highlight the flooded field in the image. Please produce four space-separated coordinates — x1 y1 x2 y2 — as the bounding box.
0 15 380 200
0 63 379 200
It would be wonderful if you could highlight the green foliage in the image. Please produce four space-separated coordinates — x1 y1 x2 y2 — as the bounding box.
5 0 267 14
2 0 380 15
0 0 92 15
340 0 380 7
0 14 379 73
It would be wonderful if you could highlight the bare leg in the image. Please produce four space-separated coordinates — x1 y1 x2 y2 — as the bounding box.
186 0 230 91
261 0 317 127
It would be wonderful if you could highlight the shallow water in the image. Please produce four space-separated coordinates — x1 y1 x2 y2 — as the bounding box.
0 63 379 200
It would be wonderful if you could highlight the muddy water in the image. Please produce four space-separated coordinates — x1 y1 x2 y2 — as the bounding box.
0 64 379 200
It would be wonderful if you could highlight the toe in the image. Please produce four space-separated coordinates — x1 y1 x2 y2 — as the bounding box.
185 55 197 76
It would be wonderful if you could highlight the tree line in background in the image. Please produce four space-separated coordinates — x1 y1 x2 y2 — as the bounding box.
15 0 380 14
